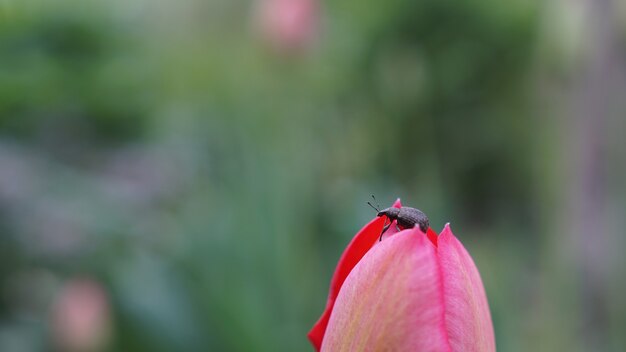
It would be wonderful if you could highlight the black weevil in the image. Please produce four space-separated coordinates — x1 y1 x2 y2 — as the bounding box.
368 196 429 241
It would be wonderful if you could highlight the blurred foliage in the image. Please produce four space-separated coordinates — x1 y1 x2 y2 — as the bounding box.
0 0 625 351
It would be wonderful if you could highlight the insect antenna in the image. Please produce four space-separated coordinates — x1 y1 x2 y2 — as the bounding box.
367 194 380 212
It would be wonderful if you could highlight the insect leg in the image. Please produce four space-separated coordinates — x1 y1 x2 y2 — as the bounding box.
379 219 390 241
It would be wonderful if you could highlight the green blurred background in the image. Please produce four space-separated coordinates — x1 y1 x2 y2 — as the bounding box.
1 0 625 351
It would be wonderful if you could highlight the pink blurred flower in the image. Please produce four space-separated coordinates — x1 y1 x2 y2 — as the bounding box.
255 0 319 52
309 199 495 351
52 278 111 352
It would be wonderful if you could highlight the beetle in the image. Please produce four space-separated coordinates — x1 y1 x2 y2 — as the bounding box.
368 196 429 241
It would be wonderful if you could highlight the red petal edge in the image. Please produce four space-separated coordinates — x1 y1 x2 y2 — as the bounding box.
426 227 439 247
308 199 402 351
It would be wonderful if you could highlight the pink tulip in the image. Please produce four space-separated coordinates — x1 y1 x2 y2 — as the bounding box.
52 278 112 352
255 0 319 53
308 199 495 351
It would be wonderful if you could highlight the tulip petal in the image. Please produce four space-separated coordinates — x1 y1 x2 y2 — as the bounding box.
308 215 385 349
426 227 439 246
321 228 452 352
438 224 495 352
308 199 402 350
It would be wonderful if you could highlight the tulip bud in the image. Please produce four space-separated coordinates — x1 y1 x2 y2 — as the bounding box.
309 200 495 352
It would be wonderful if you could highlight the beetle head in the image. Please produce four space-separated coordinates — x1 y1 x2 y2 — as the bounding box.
377 207 399 218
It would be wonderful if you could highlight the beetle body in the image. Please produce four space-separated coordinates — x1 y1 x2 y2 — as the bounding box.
377 206 429 234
